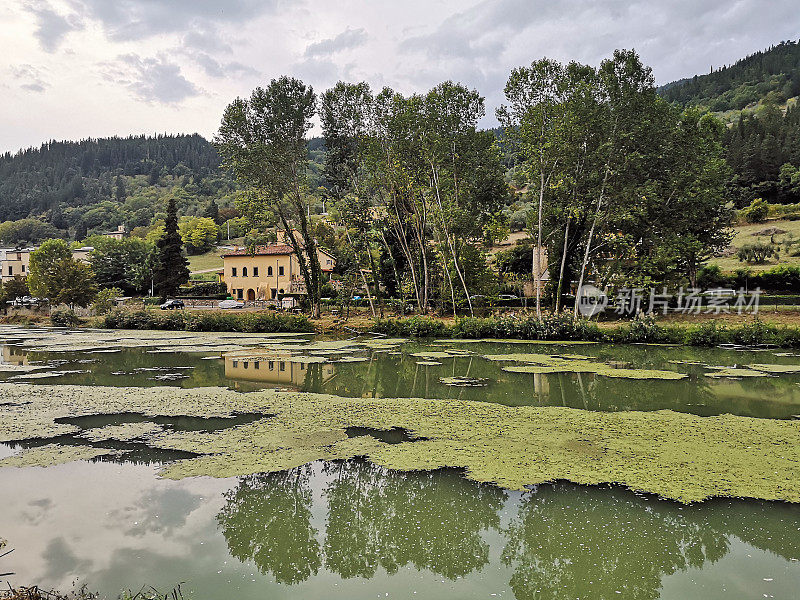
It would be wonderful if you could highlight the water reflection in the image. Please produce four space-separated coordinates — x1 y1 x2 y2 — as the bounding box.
224 356 336 388
217 466 322 585
503 485 729 600
5 341 800 418
321 461 504 580
2 460 799 599
214 462 800 598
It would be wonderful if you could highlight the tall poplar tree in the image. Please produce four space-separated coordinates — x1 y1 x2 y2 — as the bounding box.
215 77 323 318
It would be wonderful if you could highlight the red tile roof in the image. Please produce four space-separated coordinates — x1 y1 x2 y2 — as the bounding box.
222 245 295 257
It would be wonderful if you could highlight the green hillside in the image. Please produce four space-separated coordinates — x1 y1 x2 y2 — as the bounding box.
659 40 800 111
0 135 327 246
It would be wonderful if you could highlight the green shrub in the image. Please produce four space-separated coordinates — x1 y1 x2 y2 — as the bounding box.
50 307 81 327
608 313 676 344
684 321 728 346
92 287 124 315
372 316 449 337
180 281 228 297
737 241 778 264
729 318 777 346
742 198 769 223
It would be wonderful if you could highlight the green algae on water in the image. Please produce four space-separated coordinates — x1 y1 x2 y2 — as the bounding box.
485 353 686 380
705 367 772 378
748 364 800 374
0 383 798 504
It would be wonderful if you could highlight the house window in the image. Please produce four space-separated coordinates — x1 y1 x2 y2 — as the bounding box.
232 360 238 367
243 267 248 277
253 267 259 277
237 289 243 299
7 266 12 276
243 362 249 369
268 266 273 276
21 265 25 273
268 361 274 370
279 362 286 371
279 266 285 276
254 362 259 370
231 267 237 277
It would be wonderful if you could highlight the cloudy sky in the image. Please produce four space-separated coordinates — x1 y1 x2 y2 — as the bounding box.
2 0 799 154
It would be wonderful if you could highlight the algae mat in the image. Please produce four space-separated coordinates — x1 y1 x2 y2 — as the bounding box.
0 383 798 504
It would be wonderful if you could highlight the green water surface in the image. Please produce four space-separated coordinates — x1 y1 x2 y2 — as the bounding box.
1 334 799 599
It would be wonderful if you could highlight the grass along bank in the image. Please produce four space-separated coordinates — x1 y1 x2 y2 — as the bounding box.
370 313 800 348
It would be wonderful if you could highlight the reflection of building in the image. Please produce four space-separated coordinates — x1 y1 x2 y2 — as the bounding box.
221 244 336 302
2 346 29 366
224 355 335 386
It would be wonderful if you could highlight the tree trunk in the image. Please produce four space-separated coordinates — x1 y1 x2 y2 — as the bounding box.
554 217 571 312
535 169 544 317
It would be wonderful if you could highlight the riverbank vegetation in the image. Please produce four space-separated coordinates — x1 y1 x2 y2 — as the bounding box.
371 313 800 347
99 308 312 333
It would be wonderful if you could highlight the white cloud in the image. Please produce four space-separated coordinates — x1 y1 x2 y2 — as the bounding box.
1 0 800 153
101 54 200 104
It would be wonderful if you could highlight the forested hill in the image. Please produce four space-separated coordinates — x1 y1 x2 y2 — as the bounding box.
0 133 329 244
659 40 800 111
0 134 222 223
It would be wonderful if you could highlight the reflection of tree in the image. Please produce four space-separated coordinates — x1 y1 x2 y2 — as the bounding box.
322 461 505 580
217 467 321 584
502 483 729 600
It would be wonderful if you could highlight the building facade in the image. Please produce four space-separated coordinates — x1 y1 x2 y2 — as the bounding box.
221 244 336 301
1 246 94 284
0 248 33 282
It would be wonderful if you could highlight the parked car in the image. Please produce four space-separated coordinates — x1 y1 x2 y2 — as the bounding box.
160 299 185 310
10 296 43 307
218 299 245 309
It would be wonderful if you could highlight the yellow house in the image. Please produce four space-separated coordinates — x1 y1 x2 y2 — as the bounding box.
222 244 336 301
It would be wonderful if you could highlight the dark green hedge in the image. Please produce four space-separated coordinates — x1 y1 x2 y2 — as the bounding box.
101 308 313 333
699 264 800 293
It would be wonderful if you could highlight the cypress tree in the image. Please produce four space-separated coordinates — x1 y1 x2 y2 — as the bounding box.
153 196 189 300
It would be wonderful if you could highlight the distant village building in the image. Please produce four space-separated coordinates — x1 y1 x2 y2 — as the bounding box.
0 246 94 283
103 225 127 241
221 244 336 302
